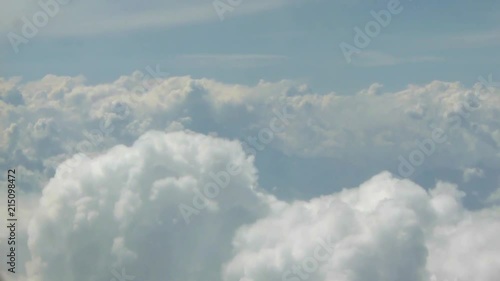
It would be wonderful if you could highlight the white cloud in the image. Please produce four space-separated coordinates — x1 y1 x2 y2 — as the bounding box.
462 167 485 182
1 73 500 198
223 172 500 281
24 130 276 281
1 127 499 281
486 187 500 205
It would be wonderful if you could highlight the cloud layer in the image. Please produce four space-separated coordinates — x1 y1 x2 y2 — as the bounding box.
5 131 499 281
1 73 499 200
1 73 499 280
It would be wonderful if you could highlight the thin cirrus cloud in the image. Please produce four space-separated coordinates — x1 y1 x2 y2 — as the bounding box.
352 51 444 67
174 54 289 68
433 29 500 49
1 0 291 36
383 29 500 52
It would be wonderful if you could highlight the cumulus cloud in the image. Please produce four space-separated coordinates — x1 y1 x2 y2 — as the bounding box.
12 135 500 281
1 73 500 281
223 172 500 281
1 73 499 202
24 130 276 281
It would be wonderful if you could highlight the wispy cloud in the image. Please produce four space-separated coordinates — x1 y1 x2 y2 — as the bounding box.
386 28 500 51
174 53 288 68
443 29 500 48
352 51 444 67
2 0 290 37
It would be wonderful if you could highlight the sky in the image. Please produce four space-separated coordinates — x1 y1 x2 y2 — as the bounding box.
0 0 500 281
1 0 500 92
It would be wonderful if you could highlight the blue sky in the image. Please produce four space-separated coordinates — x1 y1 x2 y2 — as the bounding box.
1 0 499 93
